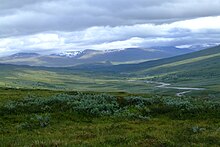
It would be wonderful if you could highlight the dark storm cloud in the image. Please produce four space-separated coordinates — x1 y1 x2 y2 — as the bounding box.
1 0 220 37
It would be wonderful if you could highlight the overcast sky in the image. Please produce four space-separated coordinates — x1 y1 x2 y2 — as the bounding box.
0 0 220 55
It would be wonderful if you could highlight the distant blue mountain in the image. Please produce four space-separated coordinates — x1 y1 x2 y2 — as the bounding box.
0 46 200 67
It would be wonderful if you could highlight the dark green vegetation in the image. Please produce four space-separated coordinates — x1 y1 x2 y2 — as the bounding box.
0 46 220 146
1 88 220 146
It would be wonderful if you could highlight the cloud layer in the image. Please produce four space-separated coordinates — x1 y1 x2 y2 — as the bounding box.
0 0 220 55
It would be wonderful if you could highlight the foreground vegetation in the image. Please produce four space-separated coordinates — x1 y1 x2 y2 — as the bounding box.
1 88 220 146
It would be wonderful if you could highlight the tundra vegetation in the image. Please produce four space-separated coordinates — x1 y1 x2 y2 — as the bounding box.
1 88 220 146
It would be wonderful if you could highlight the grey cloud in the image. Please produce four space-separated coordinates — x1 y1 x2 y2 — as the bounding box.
1 18 219 55
1 0 220 37
0 0 220 55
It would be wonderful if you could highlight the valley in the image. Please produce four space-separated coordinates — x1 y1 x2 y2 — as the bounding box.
1 45 219 96
1 1 220 146
0 45 220 146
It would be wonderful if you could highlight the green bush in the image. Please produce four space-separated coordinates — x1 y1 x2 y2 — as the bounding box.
18 113 50 130
0 94 151 120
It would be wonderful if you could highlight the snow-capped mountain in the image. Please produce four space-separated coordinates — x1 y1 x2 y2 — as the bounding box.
52 49 125 58
0 46 207 67
51 51 83 58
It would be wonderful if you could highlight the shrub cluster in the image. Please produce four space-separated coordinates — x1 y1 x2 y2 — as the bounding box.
160 97 220 113
0 93 151 120
1 93 119 116
1 93 219 121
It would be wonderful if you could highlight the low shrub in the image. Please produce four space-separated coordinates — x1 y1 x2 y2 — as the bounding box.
1 93 219 120
0 94 151 120
17 113 50 130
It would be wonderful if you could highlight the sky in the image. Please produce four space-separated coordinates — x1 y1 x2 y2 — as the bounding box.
0 0 220 56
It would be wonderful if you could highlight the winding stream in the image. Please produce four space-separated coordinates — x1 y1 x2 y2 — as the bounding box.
145 81 205 96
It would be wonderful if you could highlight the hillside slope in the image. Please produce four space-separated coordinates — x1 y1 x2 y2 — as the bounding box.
106 45 220 72
115 45 220 93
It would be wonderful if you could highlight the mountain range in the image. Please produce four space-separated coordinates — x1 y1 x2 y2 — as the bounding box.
0 46 195 67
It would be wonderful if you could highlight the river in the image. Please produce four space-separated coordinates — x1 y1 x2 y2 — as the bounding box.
145 81 205 96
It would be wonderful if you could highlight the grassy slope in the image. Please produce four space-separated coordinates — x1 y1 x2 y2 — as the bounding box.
134 46 220 96
110 45 220 72
103 45 220 96
0 64 160 94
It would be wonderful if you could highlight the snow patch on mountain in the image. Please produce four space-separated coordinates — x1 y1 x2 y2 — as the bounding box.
51 51 83 58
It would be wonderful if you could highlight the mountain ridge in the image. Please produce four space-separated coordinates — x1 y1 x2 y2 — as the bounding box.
0 47 194 67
